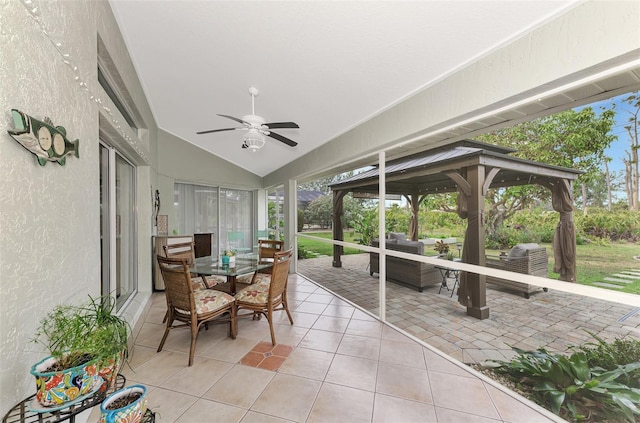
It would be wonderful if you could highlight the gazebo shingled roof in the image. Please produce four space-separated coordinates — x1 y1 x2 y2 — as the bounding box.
331 140 580 195
329 139 581 320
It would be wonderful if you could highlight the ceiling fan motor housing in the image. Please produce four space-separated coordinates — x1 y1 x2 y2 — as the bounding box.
242 114 267 129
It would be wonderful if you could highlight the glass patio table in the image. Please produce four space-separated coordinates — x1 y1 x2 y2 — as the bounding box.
194 255 272 295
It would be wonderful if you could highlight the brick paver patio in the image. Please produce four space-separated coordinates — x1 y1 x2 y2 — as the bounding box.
297 253 640 364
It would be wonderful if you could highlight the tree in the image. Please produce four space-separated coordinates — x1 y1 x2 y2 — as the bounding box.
304 194 365 229
621 93 639 211
605 157 613 211
298 171 355 194
305 195 333 228
582 168 622 209
477 107 616 229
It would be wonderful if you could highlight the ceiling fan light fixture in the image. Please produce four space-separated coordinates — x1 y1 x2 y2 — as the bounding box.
243 128 265 151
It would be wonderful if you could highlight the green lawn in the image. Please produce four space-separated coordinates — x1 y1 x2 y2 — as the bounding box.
300 231 640 294
297 231 364 256
561 242 639 294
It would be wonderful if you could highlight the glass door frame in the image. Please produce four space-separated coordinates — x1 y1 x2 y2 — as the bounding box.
100 140 138 311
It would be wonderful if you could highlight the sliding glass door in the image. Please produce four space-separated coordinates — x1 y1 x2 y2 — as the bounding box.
220 188 254 254
174 183 254 256
100 142 137 311
268 186 285 241
175 183 219 257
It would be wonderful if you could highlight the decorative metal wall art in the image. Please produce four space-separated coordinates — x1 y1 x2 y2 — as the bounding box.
157 215 168 236
7 109 80 166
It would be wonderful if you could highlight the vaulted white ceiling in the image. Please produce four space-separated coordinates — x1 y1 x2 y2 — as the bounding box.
108 1 583 177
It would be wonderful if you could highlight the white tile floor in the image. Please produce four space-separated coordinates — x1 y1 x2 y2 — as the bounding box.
93 274 563 422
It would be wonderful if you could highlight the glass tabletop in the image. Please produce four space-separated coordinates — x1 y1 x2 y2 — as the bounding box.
194 255 272 276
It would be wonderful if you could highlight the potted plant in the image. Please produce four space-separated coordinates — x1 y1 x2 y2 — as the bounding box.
222 249 236 265
434 240 450 257
100 384 147 423
31 295 129 407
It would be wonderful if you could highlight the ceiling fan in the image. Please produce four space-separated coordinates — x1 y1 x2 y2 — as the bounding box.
196 86 299 151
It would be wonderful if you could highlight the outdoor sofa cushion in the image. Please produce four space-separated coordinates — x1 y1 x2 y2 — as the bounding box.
507 243 542 259
388 232 406 241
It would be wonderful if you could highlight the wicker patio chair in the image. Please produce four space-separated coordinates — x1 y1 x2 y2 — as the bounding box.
235 248 294 345
156 255 237 366
236 239 284 285
164 242 225 289
485 243 549 298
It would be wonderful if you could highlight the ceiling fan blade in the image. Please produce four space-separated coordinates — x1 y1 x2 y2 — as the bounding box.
196 127 239 135
264 121 299 129
267 131 298 147
217 114 249 125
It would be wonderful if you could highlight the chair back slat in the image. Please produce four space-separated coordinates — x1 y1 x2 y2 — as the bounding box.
157 255 195 312
269 248 293 298
257 239 284 264
164 242 196 263
164 242 199 278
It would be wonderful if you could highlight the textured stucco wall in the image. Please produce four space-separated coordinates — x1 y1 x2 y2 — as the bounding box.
0 0 154 416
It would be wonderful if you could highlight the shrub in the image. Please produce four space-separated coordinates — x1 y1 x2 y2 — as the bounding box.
419 210 465 238
576 210 640 241
491 337 640 422
297 208 304 232
487 209 640 247
385 204 410 234
486 225 541 249
571 332 640 389
350 208 378 246
297 245 310 259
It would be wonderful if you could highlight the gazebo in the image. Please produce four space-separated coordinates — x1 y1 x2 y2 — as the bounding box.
330 140 581 319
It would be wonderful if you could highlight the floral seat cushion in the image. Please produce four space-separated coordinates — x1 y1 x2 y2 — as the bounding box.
202 275 226 288
252 273 271 285
234 272 271 286
191 276 206 290
236 273 255 285
235 283 270 304
175 289 235 315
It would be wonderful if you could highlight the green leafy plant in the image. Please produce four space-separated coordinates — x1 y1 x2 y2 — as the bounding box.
33 295 129 371
350 208 378 246
297 245 310 259
571 332 640 388
491 345 640 422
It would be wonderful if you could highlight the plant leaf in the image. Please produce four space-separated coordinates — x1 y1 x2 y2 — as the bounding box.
548 390 566 414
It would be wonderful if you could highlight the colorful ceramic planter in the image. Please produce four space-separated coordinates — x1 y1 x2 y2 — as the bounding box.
100 384 147 423
98 351 125 391
30 355 100 407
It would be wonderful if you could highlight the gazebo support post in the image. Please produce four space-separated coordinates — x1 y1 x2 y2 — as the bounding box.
332 190 347 268
466 166 490 319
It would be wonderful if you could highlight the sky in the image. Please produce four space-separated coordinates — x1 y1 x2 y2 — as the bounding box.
581 91 637 175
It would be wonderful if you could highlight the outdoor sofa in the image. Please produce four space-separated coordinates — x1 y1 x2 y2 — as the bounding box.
485 243 549 298
369 233 441 292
